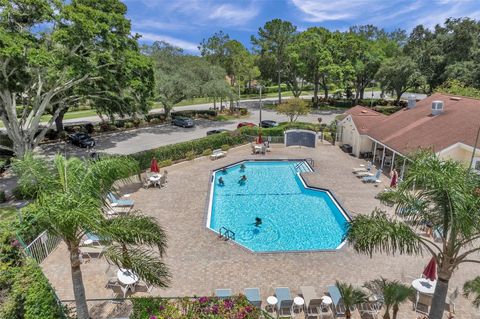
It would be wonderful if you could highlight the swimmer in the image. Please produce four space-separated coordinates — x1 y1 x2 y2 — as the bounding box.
238 175 247 184
254 217 262 227
218 177 224 186
240 164 246 172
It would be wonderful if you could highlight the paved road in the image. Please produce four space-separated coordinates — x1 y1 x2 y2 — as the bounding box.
39 107 342 156
37 91 427 157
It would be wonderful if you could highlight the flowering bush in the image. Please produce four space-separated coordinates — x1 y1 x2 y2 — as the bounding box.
131 295 261 319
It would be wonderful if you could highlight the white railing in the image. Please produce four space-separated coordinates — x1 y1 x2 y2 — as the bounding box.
25 230 62 264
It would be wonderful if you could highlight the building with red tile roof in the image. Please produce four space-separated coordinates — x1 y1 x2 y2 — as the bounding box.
337 93 480 173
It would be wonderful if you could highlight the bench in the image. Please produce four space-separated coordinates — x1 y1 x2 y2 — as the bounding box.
210 149 227 160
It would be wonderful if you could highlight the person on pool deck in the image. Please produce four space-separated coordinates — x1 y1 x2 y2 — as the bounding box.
240 164 246 172
218 177 224 186
254 217 262 227
238 175 247 184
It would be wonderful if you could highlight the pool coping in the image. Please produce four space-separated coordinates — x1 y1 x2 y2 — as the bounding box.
204 158 352 254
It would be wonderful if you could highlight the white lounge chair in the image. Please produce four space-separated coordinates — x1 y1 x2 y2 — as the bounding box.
300 286 324 318
210 149 227 160
275 287 294 318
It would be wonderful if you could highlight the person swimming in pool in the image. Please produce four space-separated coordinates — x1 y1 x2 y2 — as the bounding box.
221 167 227 174
254 217 262 227
238 175 247 184
240 163 246 172
218 177 224 186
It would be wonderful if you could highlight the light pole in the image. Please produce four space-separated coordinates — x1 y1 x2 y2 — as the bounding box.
237 82 240 108
370 80 375 107
468 125 480 171
257 84 263 125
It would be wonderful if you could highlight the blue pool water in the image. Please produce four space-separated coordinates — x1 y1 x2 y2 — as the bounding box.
208 160 349 252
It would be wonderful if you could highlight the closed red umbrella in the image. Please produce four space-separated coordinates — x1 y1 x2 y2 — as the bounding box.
423 257 437 281
257 131 263 144
150 158 160 173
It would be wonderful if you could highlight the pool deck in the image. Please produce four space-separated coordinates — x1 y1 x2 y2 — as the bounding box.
41 142 480 318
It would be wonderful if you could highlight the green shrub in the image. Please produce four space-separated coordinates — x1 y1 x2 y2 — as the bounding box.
159 159 172 167
0 190 6 203
172 109 216 118
221 144 230 151
125 122 134 129
202 148 213 156
130 133 248 170
12 186 30 200
239 107 248 116
185 150 196 161
0 259 66 319
215 115 229 121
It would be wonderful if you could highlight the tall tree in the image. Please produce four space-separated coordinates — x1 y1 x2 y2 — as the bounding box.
376 56 425 104
0 0 153 156
14 154 170 319
347 152 480 319
364 278 414 319
251 19 297 103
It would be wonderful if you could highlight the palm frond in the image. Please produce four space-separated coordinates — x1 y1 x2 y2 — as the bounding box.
336 281 367 308
104 244 170 288
464 277 480 308
102 212 167 255
346 209 423 257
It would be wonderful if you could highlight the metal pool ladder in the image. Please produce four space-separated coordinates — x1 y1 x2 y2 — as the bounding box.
218 227 235 241
294 159 314 172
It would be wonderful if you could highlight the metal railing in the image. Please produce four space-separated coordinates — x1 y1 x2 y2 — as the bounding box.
24 230 62 264
219 226 236 241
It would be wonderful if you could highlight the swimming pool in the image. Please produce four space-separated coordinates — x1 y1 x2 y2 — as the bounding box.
207 160 350 252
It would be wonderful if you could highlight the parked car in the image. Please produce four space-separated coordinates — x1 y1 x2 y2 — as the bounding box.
68 132 95 148
260 120 278 128
172 117 195 128
237 122 256 129
206 129 229 136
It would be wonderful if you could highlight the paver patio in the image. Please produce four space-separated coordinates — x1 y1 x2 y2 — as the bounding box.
42 142 480 318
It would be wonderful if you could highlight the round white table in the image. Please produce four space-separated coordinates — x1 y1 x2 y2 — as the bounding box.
293 296 305 313
412 278 436 294
83 239 93 245
321 296 333 306
266 296 278 313
149 174 161 187
117 269 139 286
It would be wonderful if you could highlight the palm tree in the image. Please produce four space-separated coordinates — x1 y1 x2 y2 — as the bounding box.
364 277 414 319
347 151 480 319
15 154 170 319
464 277 480 308
336 281 368 319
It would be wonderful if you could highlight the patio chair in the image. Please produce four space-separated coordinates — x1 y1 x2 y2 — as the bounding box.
362 170 381 183
138 279 153 293
352 162 372 173
358 301 383 319
105 277 118 289
85 233 101 245
215 288 232 298
300 286 323 318
107 192 134 207
244 288 262 308
79 245 105 260
414 292 432 314
211 149 227 160
251 143 259 154
327 285 346 317
110 282 130 299
159 174 167 188
275 287 294 318
355 169 376 177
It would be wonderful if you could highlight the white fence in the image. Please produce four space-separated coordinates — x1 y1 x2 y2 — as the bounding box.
25 230 62 264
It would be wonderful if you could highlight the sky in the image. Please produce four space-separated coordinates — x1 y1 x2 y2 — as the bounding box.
124 0 480 54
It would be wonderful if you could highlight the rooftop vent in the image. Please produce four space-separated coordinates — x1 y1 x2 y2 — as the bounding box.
431 100 444 116
407 95 416 109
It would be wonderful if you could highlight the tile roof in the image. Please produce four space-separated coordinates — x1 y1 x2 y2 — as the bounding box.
343 106 387 135
366 93 480 155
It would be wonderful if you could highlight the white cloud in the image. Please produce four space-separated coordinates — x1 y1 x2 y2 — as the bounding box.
132 19 191 31
290 0 379 22
135 31 199 53
208 4 259 26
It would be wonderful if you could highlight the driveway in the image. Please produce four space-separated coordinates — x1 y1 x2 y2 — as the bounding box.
38 107 342 156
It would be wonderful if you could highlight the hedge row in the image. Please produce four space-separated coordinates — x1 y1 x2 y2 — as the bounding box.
130 132 249 170
239 122 323 137
0 220 65 319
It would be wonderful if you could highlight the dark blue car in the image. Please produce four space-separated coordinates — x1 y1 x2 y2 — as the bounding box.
172 117 195 128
